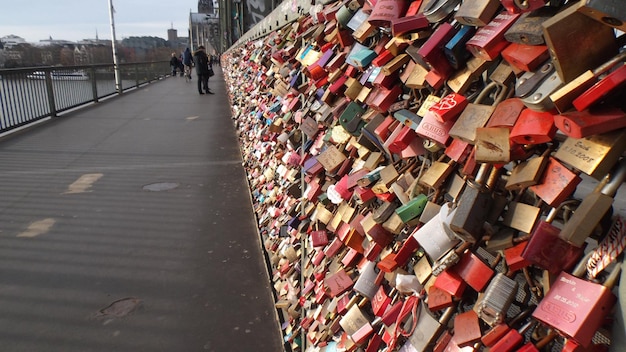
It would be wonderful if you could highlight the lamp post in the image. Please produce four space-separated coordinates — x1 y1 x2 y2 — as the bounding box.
108 0 122 94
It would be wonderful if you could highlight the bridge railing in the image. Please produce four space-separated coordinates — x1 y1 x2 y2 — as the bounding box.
0 61 170 134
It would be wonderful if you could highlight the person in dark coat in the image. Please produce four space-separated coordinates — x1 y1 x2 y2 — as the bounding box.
182 47 193 80
193 46 214 95
169 52 180 76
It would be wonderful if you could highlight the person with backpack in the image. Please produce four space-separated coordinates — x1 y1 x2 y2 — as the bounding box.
193 46 214 95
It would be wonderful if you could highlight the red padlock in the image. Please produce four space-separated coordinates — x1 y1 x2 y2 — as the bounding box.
521 206 585 275
529 157 581 207
501 42 550 72
416 22 458 78
533 253 621 347
486 98 525 130
466 11 520 61
555 107 626 138
573 65 626 112
509 108 557 145
428 92 469 123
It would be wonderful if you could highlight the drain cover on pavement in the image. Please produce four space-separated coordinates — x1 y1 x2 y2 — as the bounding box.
96 297 142 318
142 182 179 191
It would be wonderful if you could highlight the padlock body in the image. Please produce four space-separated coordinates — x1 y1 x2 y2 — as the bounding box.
522 221 584 274
529 157 581 207
533 272 617 347
559 192 613 247
555 107 626 139
450 185 492 243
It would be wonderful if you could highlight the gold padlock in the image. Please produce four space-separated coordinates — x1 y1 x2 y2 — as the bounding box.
474 127 511 164
554 129 626 180
449 82 508 144
505 147 552 190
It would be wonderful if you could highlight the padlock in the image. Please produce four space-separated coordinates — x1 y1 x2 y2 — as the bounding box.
449 82 508 144
542 3 618 83
554 107 626 139
412 202 460 262
474 127 511 164
419 155 456 190
522 203 584 275
428 92 469 123
431 241 471 276
367 0 410 27
427 285 454 311
481 306 535 347
455 0 501 27
510 108 558 145
476 273 519 326
339 297 371 337
353 261 382 300
466 11 521 61
505 6 559 45
391 13 430 37
505 147 551 190
532 253 622 347
423 0 461 23
551 52 623 113
486 98 526 130
572 65 626 112
453 310 482 347
502 198 542 234
449 164 500 243
501 42 550 72
559 158 626 247
576 0 626 32
554 129 626 180
395 193 428 223
443 25 476 70
528 156 582 207
450 249 496 292
416 111 456 147
515 60 563 111
447 56 491 94
416 22 458 78
489 320 538 352
403 306 455 351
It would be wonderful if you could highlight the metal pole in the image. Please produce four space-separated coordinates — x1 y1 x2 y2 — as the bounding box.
108 0 122 94
189 11 194 51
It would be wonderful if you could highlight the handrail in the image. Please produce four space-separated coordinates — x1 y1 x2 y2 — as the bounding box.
0 61 170 135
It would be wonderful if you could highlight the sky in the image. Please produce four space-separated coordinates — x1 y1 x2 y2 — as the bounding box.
0 0 201 43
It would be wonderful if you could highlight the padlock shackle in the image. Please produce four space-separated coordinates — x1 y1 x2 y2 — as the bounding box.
593 51 626 76
601 158 626 197
572 251 594 278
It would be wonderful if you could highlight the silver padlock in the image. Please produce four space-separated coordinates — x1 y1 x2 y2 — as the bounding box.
515 61 563 111
476 273 519 326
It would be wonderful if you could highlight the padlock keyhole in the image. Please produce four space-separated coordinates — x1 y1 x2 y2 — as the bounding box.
602 16 623 27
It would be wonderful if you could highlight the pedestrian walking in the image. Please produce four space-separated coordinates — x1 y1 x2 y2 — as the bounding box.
169 52 180 76
182 47 193 81
193 46 214 95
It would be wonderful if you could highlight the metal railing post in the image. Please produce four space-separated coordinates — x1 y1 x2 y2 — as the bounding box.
90 67 99 103
44 70 57 117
